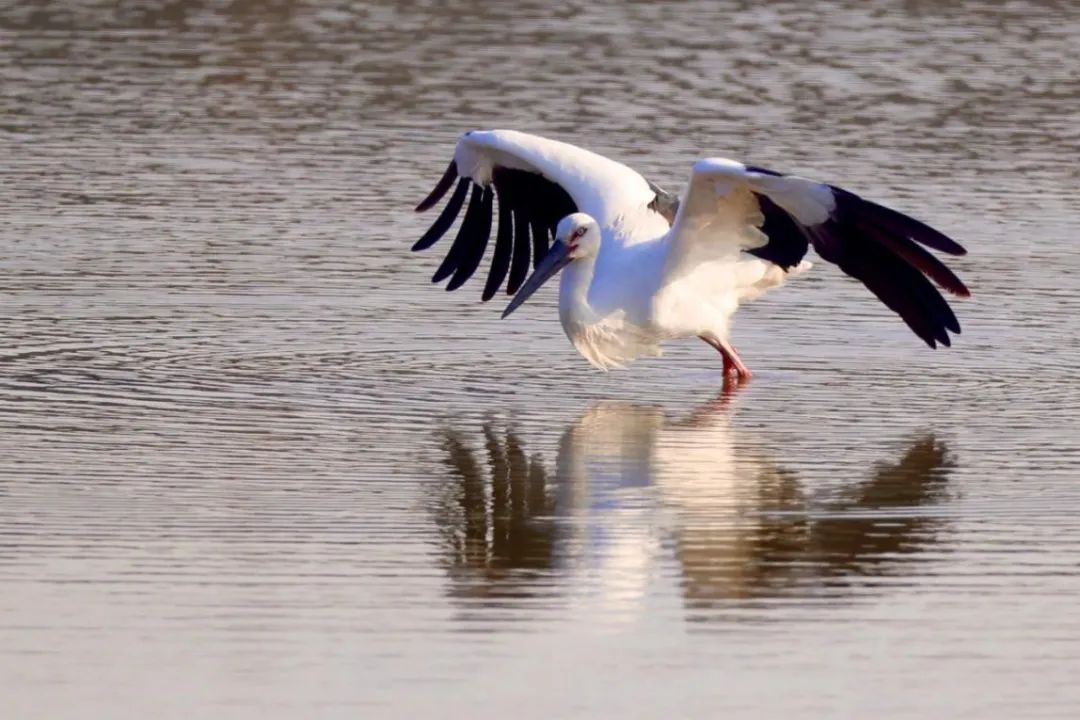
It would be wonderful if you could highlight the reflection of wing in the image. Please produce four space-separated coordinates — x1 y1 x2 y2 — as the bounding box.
432 424 555 600
667 428 954 609
664 159 969 347
805 436 953 575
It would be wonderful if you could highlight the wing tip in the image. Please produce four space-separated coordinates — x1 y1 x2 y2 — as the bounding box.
415 160 460 213
827 189 971 345
850 193 969 256
412 177 471 252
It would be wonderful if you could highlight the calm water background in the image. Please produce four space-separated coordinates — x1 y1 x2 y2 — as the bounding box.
2 1 1079 718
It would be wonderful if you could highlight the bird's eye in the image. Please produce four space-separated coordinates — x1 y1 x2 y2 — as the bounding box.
573 227 586 239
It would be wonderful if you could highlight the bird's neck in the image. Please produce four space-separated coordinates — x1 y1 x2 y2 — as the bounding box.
558 255 598 328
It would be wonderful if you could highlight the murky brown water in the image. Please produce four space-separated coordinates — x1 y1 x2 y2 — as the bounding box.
2 1 1079 718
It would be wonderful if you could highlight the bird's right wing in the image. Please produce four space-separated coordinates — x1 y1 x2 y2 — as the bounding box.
664 159 970 348
412 130 672 301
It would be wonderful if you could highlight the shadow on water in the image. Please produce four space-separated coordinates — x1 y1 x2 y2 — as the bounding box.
430 389 955 621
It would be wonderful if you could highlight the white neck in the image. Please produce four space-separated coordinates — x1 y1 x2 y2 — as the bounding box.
558 254 598 329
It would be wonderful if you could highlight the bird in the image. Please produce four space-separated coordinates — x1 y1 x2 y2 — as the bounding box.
411 130 970 378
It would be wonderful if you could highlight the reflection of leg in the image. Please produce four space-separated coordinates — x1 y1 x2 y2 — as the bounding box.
699 335 752 379
711 373 748 412
682 373 750 426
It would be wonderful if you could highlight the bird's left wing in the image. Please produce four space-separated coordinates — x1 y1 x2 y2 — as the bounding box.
412 130 672 301
663 159 970 348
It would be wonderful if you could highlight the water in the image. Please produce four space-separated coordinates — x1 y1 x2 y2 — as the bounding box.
2 1 1079 717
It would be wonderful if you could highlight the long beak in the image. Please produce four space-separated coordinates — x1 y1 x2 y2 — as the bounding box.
502 240 573 319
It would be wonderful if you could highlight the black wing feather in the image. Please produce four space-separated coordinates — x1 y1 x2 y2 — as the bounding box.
482 194 514 301
747 193 812 270
415 160 458 212
412 177 469 251
447 185 494 291
413 162 577 300
854 216 970 298
497 166 575 280
845 191 967 256
749 170 969 348
507 208 532 294
529 215 549 271
809 222 957 347
432 183 488 283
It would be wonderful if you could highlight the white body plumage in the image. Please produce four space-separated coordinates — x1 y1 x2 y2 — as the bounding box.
555 212 810 370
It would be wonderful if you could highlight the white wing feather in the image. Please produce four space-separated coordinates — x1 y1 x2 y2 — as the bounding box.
453 130 656 226
661 158 834 283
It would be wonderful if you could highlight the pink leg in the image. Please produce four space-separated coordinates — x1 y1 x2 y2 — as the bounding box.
699 336 753 380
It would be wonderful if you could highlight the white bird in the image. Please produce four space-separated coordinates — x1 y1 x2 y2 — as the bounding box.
412 130 970 377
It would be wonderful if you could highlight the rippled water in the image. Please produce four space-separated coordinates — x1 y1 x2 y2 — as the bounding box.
2 1 1079 718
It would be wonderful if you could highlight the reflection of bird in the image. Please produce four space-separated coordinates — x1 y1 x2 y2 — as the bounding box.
412 130 970 377
431 393 953 619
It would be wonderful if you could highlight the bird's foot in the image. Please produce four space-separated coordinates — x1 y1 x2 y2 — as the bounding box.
722 358 752 380
719 345 752 380
700 335 753 381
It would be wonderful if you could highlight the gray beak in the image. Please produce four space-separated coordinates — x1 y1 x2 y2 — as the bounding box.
502 240 573 319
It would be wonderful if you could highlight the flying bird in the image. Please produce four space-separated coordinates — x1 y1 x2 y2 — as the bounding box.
412 130 970 377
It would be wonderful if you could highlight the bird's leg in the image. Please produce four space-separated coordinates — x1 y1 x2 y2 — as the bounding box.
720 343 752 379
699 336 753 379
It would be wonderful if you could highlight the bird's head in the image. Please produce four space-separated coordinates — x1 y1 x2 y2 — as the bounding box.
502 213 600 318
556 212 601 259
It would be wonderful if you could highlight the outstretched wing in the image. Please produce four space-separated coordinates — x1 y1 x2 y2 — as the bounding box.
413 130 670 300
664 159 970 348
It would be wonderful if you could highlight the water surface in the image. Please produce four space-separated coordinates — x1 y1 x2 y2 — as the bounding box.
2 1 1079 718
